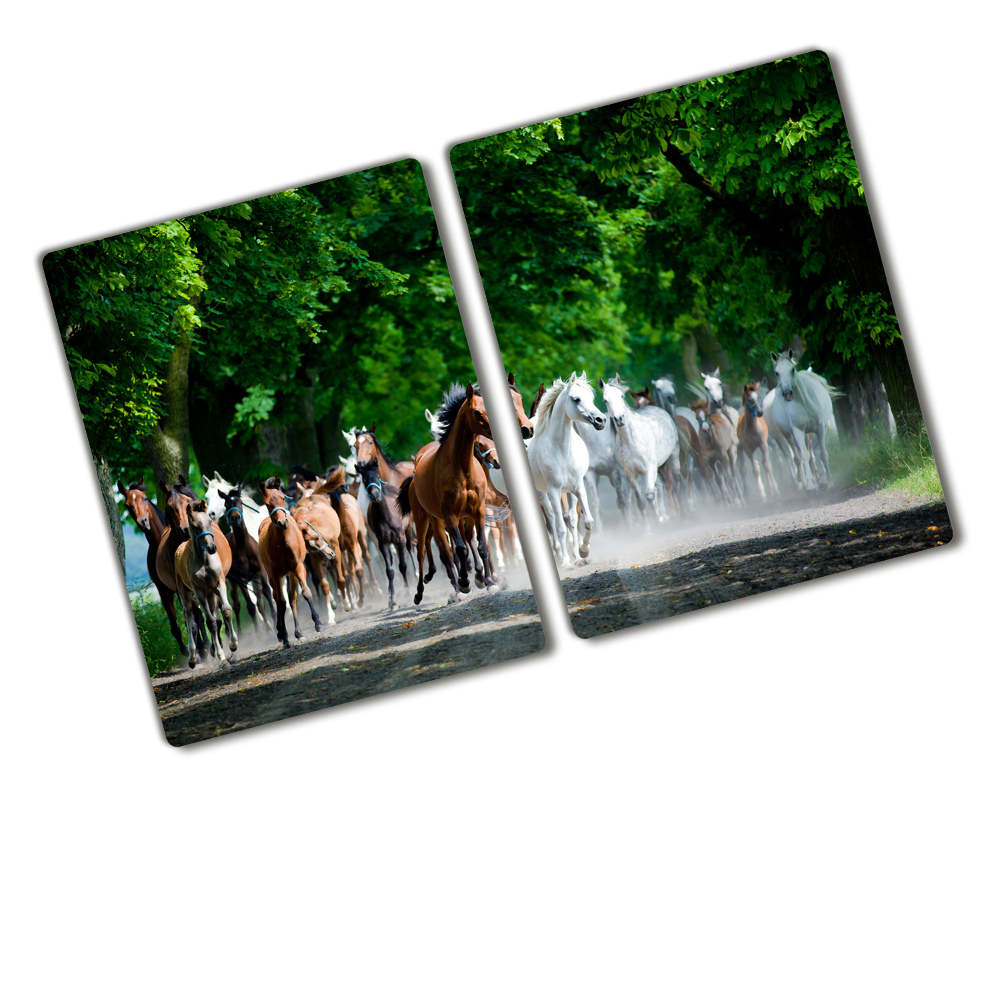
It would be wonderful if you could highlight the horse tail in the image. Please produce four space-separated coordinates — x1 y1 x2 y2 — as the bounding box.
396 475 414 518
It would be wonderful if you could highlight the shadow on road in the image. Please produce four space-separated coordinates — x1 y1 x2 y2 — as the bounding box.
566 500 952 638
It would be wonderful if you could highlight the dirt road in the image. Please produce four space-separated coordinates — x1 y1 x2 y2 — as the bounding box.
154 565 544 746
561 486 952 638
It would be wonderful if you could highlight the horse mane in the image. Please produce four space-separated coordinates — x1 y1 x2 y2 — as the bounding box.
362 432 403 471
173 480 198 500
263 475 284 492
435 382 480 443
534 374 593 433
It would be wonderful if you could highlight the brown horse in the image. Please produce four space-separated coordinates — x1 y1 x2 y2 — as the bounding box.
258 477 323 648
693 406 743 505
291 488 346 619
155 477 232 659
174 500 237 667
737 382 779 501
398 384 494 603
219 486 276 634
118 477 191 656
629 386 652 408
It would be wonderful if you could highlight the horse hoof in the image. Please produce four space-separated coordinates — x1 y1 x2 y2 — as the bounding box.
413 593 423 605
230 641 238 652
474 577 485 590
447 591 461 605
294 629 303 639
282 639 291 649
314 622 322 632
459 583 471 595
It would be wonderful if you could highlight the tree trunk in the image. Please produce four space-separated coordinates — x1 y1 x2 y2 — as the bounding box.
834 362 895 441
318 405 343 472
869 336 921 436
291 368 322 473
681 333 700 387
143 328 191 501
94 451 126 578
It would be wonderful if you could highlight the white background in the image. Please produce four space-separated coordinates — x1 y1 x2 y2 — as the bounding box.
4 3 997 997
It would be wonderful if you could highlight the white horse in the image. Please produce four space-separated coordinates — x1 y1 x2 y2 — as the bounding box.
203 472 267 538
770 349 838 489
573 420 632 529
600 374 681 524
527 373 605 566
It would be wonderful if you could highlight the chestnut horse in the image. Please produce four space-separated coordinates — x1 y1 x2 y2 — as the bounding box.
398 384 495 603
291 486 346 620
174 500 237 667
257 477 323 648
118 477 191 656
737 382 779 501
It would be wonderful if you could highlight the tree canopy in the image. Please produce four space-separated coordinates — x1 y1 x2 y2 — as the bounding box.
451 51 915 433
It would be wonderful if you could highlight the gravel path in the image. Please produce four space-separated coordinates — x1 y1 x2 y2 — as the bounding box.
153 563 544 746
561 486 952 638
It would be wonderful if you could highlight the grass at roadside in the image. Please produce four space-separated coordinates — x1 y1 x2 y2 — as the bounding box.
131 592 184 677
834 425 943 499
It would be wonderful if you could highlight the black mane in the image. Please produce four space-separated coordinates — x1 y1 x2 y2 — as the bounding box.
435 383 480 443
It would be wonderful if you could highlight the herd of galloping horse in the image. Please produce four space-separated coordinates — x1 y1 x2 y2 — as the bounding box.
119 373 533 667
118 351 841 667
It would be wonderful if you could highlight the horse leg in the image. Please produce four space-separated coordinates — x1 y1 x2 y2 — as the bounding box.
353 542 366 607
570 481 595 561
156 581 189 657
412 508 429 606
380 540 398 610
239 581 261 635
545 486 572 566
476 515 497 591
445 516 471 594
791 425 817 489
294 562 323 632
362 534 382 594
815 425 832 488
584 469 603 532
218 580 238 654
468 522 486 589
432 522 459 590
178 585 198 669
271 572 290 648
198 589 224 662
286 576 304 640
761 439 779 498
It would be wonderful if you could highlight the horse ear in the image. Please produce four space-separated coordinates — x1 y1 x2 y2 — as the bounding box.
507 372 515 386
598 377 605 389
711 367 720 378
214 470 223 481
788 349 795 362
116 480 127 496
770 352 779 363
217 489 228 502
178 474 187 486
202 474 210 488
370 422 377 434
424 409 433 422
258 480 267 495
466 383 474 399
700 371 708 380
159 480 170 497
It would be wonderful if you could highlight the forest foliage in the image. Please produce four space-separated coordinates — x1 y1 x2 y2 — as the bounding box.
450 51 915 430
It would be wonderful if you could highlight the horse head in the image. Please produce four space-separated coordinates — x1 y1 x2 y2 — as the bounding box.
186 500 216 555
599 374 635 429
631 386 652 408
259 476 293 530
119 479 154 531
465 383 493 439
700 369 726 408
529 383 546 419
771 349 796 401
507 372 534 439
694 407 713 440
162 478 198 538
356 459 386 504
652 376 677 414
742 383 764 418
219 486 245 529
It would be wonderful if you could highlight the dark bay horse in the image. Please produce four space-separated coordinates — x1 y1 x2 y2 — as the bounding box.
220 486 276 633
353 431 413 610
118 477 191 656
258 477 323 648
